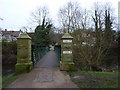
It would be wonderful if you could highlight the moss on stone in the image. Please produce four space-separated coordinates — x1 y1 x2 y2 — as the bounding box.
60 62 74 71
15 62 33 74
61 33 75 71
68 63 75 71
16 33 32 74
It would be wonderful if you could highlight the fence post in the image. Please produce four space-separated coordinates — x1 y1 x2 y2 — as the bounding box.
15 32 32 74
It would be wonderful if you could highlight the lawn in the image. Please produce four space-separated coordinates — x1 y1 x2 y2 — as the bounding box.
0 76 2 89
69 71 119 88
2 76 16 88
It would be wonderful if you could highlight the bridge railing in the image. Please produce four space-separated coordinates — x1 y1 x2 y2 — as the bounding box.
55 45 61 61
31 45 49 66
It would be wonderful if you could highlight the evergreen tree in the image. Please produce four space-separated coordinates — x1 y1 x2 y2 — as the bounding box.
34 17 52 46
104 10 113 47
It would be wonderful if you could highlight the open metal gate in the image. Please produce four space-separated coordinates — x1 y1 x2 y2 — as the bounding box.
54 45 61 61
32 45 61 66
32 45 49 65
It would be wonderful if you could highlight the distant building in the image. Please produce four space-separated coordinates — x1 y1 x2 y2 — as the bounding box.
2 29 22 42
118 1 120 31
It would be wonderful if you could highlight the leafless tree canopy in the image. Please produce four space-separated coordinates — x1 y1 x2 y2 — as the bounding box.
25 1 117 70
28 6 52 31
58 1 82 33
58 1 93 33
58 1 116 70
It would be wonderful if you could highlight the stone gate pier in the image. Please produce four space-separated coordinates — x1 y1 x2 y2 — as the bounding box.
15 32 32 74
60 33 74 70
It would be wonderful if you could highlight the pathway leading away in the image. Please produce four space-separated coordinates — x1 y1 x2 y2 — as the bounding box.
35 51 59 68
7 68 77 88
7 51 78 88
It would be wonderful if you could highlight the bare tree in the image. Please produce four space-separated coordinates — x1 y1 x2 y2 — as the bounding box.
58 1 91 33
80 9 91 30
21 26 28 32
29 6 52 31
72 2 115 70
58 1 82 33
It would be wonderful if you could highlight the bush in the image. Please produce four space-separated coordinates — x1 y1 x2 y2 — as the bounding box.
101 45 118 68
2 42 17 65
8 54 17 64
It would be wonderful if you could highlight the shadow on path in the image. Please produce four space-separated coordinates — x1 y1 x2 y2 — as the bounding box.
34 51 59 68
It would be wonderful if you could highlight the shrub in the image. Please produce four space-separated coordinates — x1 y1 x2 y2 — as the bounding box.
2 42 17 65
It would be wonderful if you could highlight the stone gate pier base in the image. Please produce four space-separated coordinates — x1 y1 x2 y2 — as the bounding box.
60 33 74 71
15 32 32 74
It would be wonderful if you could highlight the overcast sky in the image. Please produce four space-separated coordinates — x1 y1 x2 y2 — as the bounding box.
0 0 119 31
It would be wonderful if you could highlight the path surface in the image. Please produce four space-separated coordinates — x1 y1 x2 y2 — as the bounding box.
7 68 78 88
7 51 78 88
35 51 59 68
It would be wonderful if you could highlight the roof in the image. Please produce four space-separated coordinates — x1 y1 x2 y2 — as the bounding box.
61 33 73 39
17 32 31 39
2 30 21 37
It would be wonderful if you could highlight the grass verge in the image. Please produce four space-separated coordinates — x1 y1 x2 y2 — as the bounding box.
2 76 16 88
0 76 2 89
69 71 119 88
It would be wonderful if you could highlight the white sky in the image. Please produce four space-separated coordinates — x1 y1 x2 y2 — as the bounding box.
0 0 119 31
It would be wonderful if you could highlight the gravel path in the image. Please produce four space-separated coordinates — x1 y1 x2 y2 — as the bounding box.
7 68 78 88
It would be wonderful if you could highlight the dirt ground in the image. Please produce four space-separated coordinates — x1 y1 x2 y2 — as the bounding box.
7 68 78 88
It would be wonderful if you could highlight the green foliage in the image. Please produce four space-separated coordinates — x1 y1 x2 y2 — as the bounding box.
15 63 32 74
72 7 116 71
2 42 17 64
72 30 96 70
27 33 35 44
70 71 119 88
68 64 75 71
75 70 118 74
104 10 113 47
102 46 118 67
2 76 16 88
34 18 52 46
2 41 17 55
